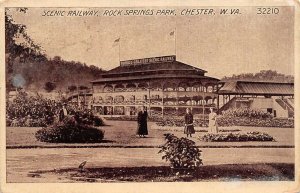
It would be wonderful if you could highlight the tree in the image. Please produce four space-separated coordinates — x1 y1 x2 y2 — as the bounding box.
68 85 77 92
79 85 88 90
221 70 294 83
44 82 56 92
53 56 62 62
5 8 45 60
5 8 46 91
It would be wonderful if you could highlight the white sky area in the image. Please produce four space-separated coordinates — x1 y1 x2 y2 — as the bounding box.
9 7 294 79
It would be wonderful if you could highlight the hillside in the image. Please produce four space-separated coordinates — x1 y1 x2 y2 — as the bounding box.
7 56 105 91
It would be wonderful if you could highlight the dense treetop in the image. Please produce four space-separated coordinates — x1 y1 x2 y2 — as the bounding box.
222 70 294 83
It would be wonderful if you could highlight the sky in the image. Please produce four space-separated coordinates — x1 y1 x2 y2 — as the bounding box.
9 7 294 79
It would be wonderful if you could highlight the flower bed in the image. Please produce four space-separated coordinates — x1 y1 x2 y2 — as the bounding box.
155 118 208 127
221 108 273 119
152 126 207 132
104 116 138 121
152 125 240 133
218 108 294 128
199 131 275 142
217 117 294 128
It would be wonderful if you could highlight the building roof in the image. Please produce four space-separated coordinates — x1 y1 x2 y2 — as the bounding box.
105 61 207 75
101 55 207 77
91 55 217 83
218 81 294 96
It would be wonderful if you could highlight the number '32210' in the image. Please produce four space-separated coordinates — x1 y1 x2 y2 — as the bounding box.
257 7 280 14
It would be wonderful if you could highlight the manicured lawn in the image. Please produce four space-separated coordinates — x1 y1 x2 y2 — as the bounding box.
6 120 294 147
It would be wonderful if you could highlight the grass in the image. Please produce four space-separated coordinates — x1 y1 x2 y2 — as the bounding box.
6 120 294 147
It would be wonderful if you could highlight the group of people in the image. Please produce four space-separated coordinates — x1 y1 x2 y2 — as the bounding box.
182 107 219 137
136 106 219 138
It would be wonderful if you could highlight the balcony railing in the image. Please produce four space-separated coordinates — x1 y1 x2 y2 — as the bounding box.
92 100 216 107
96 88 218 94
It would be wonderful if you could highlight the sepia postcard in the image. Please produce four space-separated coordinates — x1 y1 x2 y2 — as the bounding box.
0 0 299 193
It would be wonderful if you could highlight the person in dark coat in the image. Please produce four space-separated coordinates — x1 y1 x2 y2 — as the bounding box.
137 106 148 138
184 108 195 137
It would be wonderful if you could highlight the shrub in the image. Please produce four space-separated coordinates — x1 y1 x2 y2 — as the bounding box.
158 133 203 169
6 91 105 127
44 82 56 92
6 92 57 127
93 116 104 126
35 121 104 143
68 85 77 92
200 131 275 142
73 111 104 126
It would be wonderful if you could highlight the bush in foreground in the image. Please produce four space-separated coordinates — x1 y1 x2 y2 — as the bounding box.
158 133 203 169
35 121 104 143
199 131 275 142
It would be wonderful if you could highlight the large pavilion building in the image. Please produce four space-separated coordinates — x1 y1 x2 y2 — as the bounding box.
67 55 294 119
90 55 219 117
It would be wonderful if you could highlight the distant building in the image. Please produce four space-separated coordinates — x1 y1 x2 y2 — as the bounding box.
90 55 219 117
218 81 294 118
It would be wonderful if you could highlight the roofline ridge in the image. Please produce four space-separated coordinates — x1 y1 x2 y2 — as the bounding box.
220 80 294 84
106 60 207 74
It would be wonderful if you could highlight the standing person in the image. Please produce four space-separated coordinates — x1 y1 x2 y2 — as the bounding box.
208 108 218 133
136 106 148 138
59 103 68 122
184 108 195 137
